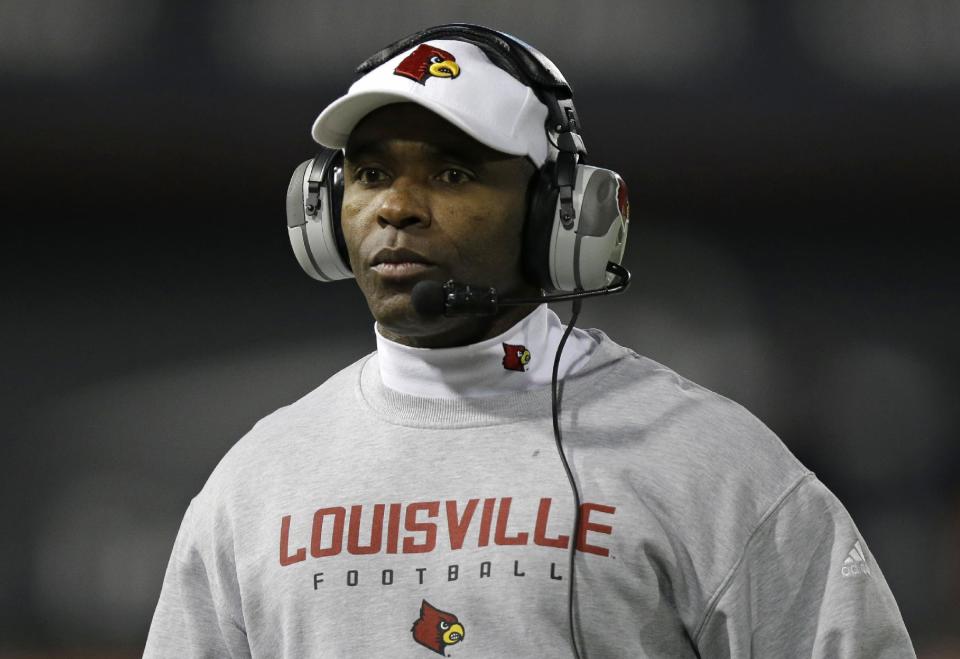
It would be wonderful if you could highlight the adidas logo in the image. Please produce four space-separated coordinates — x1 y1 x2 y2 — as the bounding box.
841 540 872 577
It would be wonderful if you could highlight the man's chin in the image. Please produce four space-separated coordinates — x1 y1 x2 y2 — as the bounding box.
370 295 451 337
372 299 500 348
366 285 523 348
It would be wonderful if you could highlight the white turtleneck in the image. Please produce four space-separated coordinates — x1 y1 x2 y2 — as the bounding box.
374 304 598 399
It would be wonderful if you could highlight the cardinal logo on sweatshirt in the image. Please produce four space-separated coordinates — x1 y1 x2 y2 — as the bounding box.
411 600 464 655
502 343 532 372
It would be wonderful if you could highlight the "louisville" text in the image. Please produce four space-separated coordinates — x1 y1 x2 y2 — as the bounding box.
279 496 616 566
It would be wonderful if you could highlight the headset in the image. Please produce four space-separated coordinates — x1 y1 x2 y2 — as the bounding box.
285 22 630 296
286 24 632 659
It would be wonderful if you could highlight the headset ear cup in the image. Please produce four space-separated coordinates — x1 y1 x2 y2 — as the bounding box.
286 148 353 282
556 165 630 291
524 163 631 293
523 164 559 291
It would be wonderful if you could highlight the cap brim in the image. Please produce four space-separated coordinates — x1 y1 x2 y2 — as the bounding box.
311 90 530 159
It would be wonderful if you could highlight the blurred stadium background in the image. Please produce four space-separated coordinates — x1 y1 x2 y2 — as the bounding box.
2 0 959 656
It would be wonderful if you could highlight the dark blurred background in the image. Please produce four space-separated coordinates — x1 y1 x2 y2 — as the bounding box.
3 0 959 656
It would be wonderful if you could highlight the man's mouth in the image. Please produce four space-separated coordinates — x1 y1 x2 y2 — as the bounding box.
370 248 437 280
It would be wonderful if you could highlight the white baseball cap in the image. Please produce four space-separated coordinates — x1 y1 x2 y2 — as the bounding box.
311 39 550 167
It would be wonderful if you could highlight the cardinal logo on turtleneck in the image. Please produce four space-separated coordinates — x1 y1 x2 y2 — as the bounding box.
502 343 532 372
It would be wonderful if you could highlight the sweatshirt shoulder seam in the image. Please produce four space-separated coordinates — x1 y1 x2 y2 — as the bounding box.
691 470 816 644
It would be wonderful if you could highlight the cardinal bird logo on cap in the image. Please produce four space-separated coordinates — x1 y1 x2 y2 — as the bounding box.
411 600 464 655
502 343 532 372
394 43 460 84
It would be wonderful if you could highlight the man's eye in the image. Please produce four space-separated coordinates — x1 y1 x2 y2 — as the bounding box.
355 168 386 184
438 168 472 184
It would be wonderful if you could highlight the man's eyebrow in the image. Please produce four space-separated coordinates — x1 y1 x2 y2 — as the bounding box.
344 140 388 161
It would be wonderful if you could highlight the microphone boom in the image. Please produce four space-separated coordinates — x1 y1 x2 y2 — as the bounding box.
411 262 630 317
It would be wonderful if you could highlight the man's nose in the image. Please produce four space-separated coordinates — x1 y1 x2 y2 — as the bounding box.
377 178 431 229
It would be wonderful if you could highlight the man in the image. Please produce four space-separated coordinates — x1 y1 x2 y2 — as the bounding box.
145 25 915 658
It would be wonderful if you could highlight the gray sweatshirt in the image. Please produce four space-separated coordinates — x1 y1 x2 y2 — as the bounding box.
144 331 915 658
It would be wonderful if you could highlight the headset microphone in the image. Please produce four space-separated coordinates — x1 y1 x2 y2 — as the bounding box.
411 262 631 318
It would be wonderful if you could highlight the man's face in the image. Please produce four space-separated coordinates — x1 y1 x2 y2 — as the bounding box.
342 103 539 347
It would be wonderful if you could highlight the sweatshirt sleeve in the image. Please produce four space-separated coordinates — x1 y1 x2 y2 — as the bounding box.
694 476 916 658
143 499 251 659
